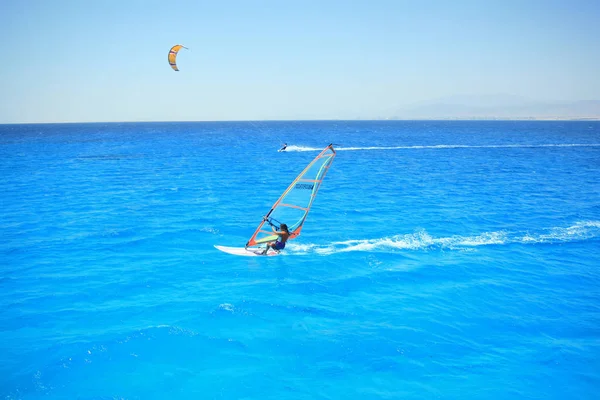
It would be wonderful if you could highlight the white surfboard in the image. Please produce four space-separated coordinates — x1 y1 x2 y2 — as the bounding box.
214 245 280 257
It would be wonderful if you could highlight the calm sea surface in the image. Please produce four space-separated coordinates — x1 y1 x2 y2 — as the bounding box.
1 120 599 399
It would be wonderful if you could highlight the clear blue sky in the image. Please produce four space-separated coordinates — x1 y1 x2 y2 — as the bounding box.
1 0 599 123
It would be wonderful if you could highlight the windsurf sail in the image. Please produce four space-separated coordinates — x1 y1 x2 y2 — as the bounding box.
246 144 336 249
168 45 187 71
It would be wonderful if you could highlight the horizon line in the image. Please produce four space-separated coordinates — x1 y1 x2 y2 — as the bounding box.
2 117 600 125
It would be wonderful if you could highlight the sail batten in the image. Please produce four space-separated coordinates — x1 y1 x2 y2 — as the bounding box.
245 145 336 248
279 203 309 211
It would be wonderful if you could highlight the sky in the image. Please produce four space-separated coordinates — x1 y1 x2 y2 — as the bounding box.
1 0 599 123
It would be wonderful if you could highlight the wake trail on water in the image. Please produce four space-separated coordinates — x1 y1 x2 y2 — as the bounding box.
283 144 600 152
288 221 600 255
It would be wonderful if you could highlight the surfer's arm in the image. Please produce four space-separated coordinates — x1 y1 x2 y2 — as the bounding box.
271 228 291 237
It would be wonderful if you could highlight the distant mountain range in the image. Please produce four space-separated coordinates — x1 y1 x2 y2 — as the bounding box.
389 95 600 120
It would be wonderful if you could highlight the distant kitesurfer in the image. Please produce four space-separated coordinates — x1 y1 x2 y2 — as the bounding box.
279 143 287 151
262 224 290 254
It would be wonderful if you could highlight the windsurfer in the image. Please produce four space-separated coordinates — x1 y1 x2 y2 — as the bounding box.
262 224 290 254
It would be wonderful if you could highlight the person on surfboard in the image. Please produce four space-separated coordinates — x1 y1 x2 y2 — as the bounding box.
279 143 287 152
262 224 290 254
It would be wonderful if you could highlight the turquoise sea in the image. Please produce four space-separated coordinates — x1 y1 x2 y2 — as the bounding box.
1 120 600 399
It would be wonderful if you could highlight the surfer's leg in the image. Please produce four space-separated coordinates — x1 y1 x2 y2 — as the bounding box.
262 242 272 255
